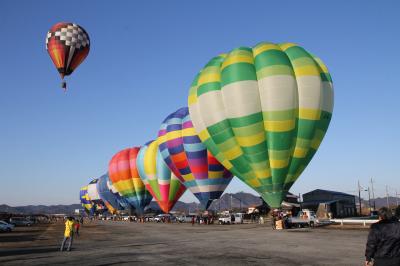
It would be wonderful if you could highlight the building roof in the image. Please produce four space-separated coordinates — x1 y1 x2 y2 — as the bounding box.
302 200 339 205
304 189 355 197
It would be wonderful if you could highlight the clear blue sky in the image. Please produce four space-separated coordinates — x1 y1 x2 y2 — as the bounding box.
1 1 399 206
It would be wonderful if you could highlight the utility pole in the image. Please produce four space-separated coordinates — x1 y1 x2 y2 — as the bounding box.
230 194 233 212
367 187 372 215
358 180 362 216
385 185 390 208
298 193 302 210
396 190 399 206
370 178 376 210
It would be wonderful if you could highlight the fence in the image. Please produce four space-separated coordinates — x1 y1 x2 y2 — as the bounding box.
330 219 378 227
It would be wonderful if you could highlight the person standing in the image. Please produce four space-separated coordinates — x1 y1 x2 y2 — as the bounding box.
271 212 276 229
60 217 75 252
74 218 81 237
365 207 400 266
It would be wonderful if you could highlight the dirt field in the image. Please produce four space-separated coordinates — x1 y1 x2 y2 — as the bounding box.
0 221 369 265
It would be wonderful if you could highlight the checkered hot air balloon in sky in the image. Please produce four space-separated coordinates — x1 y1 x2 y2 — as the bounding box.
188 42 334 208
108 148 153 215
137 140 187 213
158 107 233 210
46 22 90 91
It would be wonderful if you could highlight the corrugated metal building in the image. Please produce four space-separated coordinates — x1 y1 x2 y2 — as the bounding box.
302 189 356 218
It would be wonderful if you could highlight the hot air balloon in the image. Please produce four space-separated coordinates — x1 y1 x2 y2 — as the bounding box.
79 186 94 214
109 148 153 214
158 107 233 209
87 179 107 214
188 42 334 208
97 173 132 213
107 176 132 212
97 173 122 214
45 22 90 91
137 140 187 213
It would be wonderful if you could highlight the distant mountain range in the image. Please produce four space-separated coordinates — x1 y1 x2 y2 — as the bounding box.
357 196 400 209
0 204 83 215
1 192 398 215
0 192 262 215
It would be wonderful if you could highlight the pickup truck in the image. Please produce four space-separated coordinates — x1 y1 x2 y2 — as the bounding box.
287 209 319 228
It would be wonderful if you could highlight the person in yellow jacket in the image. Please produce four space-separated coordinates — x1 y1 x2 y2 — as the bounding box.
60 217 75 251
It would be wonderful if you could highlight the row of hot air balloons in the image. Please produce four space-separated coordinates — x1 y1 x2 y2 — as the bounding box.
79 174 133 215
80 107 236 215
56 24 334 213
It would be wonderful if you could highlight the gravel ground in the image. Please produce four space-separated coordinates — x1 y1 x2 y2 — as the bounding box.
0 220 369 265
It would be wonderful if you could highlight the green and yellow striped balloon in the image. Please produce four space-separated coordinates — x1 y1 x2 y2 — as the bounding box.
188 42 333 208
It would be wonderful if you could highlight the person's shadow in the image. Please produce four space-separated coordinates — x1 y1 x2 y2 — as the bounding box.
0 246 59 257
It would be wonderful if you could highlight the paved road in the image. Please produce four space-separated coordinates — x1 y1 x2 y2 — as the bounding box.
0 221 369 265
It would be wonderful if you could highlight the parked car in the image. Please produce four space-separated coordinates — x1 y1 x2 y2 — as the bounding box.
154 214 171 222
218 215 232 224
122 215 131 221
9 217 34 226
0 220 15 232
177 215 196 223
144 216 154 222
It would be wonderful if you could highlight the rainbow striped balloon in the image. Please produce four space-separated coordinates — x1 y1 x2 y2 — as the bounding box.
108 148 153 214
188 42 334 208
137 140 186 213
158 107 233 209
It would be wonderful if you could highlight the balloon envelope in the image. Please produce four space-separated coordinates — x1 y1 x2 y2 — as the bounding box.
46 22 90 79
97 173 123 214
137 140 186 213
109 148 153 214
188 42 334 208
79 185 93 213
158 107 233 209
107 177 132 211
87 179 107 213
